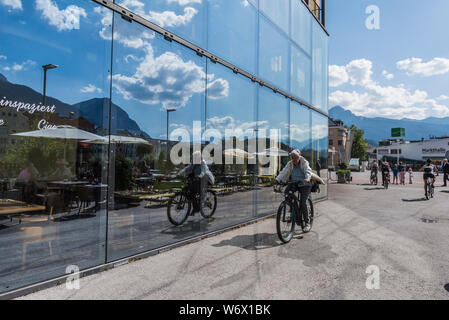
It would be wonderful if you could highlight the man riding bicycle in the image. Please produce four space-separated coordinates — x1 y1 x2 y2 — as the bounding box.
275 149 313 233
371 161 378 182
380 160 390 187
421 159 437 197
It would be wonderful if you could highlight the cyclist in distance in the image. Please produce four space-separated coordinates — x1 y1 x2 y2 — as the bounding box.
371 160 378 183
380 159 390 187
421 158 437 197
275 149 313 233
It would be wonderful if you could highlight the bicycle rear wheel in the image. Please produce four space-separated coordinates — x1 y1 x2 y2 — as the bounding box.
200 190 217 218
167 193 191 226
276 200 295 243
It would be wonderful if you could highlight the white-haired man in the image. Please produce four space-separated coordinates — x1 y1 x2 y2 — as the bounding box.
275 149 313 233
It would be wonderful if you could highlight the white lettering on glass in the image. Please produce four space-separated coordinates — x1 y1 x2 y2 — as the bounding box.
0 97 57 115
38 119 57 130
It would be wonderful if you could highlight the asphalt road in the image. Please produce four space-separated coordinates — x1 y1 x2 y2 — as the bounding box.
19 172 449 299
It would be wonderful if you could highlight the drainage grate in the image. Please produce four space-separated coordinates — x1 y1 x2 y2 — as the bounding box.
421 218 438 224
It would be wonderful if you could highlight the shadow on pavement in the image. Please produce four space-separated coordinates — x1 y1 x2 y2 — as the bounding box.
402 198 427 202
444 283 449 293
212 233 281 251
357 183 373 186
364 187 385 191
440 190 449 194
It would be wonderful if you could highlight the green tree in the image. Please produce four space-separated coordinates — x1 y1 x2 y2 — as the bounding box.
349 125 369 162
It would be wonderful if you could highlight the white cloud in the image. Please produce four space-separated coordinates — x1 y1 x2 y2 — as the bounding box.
329 65 349 87
2 59 35 72
167 0 202 5
330 83 449 120
382 70 394 80
0 55 6 60
81 84 103 94
437 95 449 101
328 59 373 88
36 0 87 31
147 7 197 28
95 6 154 49
329 58 449 119
396 57 449 77
112 45 228 109
0 0 22 10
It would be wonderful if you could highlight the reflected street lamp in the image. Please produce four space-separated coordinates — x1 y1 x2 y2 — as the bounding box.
42 64 58 106
166 108 176 164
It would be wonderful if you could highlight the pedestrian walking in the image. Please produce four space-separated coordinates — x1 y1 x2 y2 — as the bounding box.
399 167 406 185
392 164 399 185
408 167 414 184
442 158 449 187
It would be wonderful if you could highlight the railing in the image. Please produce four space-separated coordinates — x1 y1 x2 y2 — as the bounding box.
304 0 325 27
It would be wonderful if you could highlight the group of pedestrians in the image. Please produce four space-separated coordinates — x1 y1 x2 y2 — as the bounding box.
370 158 449 187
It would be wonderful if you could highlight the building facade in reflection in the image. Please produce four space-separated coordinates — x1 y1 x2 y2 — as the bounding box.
0 0 328 294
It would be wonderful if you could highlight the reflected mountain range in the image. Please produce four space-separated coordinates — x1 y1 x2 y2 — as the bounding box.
330 106 449 145
0 73 149 138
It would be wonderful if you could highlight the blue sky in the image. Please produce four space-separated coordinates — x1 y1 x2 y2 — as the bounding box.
326 0 449 120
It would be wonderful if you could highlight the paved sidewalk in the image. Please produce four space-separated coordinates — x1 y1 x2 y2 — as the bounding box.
19 174 449 299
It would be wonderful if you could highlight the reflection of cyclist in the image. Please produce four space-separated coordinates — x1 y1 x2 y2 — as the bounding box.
275 149 313 233
421 159 437 196
380 160 390 186
178 151 215 213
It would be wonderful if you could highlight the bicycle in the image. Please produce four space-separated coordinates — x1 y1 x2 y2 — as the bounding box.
274 181 314 244
424 175 434 200
167 179 217 226
370 171 378 185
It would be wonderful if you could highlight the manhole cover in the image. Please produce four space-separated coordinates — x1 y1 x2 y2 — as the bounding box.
421 218 438 223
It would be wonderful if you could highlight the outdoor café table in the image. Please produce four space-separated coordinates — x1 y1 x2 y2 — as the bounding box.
0 199 46 219
47 181 89 213
83 184 108 211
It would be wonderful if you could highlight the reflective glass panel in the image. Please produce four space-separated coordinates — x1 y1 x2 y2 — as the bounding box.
312 22 328 112
207 0 257 74
290 101 311 161
117 0 206 48
0 0 111 293
256 86 289 217
259 0 290 35
291 0 311 55
108 13 212 261
259 16 289 92
290 43 311 104
311 112 328 199
204 61 256 229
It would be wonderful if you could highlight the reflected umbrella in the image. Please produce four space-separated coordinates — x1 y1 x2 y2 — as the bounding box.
81 135 151 145
224 148 256 159
12 125 104 159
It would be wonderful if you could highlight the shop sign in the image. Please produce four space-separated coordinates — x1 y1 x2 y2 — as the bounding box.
422 148 446 154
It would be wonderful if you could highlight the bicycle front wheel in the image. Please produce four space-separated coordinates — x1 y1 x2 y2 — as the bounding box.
276 200 295 243
167 193 191 226
200 190 217 218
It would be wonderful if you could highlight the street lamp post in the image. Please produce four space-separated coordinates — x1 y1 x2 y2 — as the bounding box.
166 108 176 164
42 64 58 106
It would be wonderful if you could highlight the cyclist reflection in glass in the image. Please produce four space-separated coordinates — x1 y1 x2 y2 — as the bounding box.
178 151 215 214
275 149 313 233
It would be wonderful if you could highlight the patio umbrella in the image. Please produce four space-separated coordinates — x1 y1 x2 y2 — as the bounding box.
255 147 289 157
224 148 255 159
82 135 151 145
12 125 104 159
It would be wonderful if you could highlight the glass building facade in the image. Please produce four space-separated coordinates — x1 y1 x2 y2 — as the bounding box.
0 0 328 294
